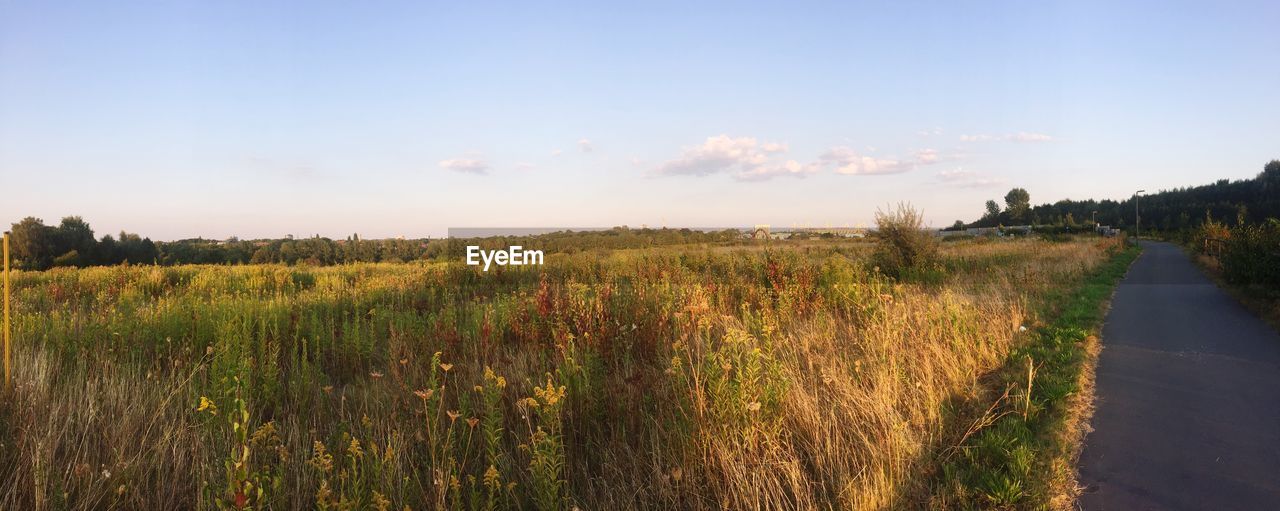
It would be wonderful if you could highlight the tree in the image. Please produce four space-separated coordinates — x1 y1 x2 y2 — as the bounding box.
984 200 1001 219
950 220 966 231
1260 160 1280 193
1004 188 1031 222
55 216 96 265
96 234 121 265
9 217 57 270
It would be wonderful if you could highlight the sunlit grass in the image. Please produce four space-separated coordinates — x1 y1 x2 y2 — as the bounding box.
0 236 1124 509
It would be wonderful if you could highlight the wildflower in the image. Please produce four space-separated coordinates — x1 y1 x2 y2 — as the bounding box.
102 469 111 479
399 358 409 366
370 371 384 379
372 491 391 511
308 442 334 473
466 417 479 429
315 480 333 505
413 389 433 400
671 466 683 482
746 401 762 412
440 362 453 372
532 377 566 407
322 385 334 394
484 366 507 388
347 438 364 459
196 396 218 415
483 464 501 488
250 421 279 447
447 410 461 423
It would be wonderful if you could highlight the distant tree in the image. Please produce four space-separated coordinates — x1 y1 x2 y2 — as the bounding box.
117 231 157 264
55 216 96 265
951 220 966 231
1260 160 1280 193
984 200 1001 219
1004 188 1031 222
9 217 56 270
96 234 121 264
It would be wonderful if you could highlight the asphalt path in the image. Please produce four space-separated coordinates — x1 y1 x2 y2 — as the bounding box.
1078 241 1280 510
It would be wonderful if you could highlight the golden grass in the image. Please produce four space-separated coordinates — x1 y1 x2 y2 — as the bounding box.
0 237 1118 509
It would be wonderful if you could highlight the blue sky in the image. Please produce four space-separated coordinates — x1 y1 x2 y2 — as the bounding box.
2 1 1277 240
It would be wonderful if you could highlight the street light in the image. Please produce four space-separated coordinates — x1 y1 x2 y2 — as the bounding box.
1134 190 1146 238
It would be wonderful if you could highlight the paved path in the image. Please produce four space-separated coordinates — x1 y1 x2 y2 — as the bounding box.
1078 241 1280 510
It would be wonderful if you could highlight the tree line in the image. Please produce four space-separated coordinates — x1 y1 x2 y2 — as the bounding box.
957 160 1280 231
3 218 741 271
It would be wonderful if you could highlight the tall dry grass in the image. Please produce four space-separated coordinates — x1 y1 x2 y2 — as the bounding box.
0 237 1116 509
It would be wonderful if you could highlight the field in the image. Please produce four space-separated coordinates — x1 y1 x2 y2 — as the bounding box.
0 236 1127 510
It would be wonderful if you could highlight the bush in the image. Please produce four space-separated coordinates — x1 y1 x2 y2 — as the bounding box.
1220 219 1280 290
873 203 940 279
1190 216 1231 255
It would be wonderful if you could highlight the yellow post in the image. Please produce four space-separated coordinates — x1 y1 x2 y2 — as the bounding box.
4 232 9 392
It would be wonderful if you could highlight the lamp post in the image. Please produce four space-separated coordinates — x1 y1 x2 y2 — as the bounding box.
1134 190 1146 238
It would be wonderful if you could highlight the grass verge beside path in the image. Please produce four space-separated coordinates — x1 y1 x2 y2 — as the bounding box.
1189 250 1280 333
933 242 1141 510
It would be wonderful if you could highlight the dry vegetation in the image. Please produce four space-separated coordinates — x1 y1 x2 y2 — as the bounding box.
0 235 1127 510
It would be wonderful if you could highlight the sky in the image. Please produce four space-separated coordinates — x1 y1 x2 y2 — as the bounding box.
1 1 1278 240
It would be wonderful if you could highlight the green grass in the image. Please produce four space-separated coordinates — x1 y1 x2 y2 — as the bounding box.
934 242 1140 510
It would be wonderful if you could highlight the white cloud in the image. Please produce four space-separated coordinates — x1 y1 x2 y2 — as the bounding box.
915 148 939 164
577 139 593 152
735 160 821 181
657 136 945 180
826 152 910 175
655 135 776 177
550 149 563 157
820 146 931 175
917 127 943 136
1010 132 1053 142
936 167 1004 188
438 158 488 174
960 132 1054 143
760 142 789 153
514 162 536 171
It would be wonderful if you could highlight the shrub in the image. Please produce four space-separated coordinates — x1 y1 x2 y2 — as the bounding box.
1220 219 1280 290
1190 215 1231 255
873 203 940 278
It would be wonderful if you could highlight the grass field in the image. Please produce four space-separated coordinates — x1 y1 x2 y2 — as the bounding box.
0 236 1127 510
